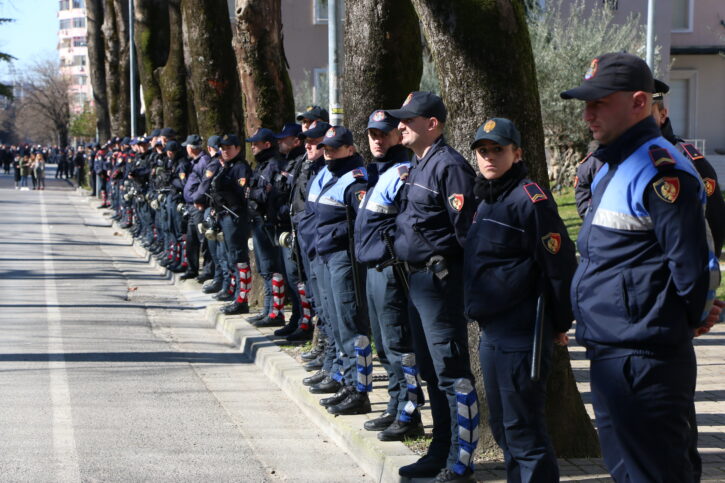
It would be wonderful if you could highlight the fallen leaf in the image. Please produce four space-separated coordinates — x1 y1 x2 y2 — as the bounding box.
128 287 138 291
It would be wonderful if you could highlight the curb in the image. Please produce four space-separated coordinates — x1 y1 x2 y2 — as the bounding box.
79 192 420 483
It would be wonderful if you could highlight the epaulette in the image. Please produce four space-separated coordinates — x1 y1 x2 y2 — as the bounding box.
523 182 548 203
352 168 365 178
579 152 593 165
397 165 409 180
679 142 704 161
648 145 676 168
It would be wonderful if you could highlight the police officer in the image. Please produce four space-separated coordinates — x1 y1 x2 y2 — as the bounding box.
245 128 288 324
296 105 329 131
464 118 576 482
385 92 479 482
162 140 190 272
180 134 212 281
562 52 721 482
213 134 254 315
354 110 423 441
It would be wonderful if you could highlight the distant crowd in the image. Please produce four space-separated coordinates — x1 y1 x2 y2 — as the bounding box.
0 144 87 190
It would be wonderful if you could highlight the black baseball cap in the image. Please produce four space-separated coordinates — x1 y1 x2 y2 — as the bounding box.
160 127 177 137
219 134 241 146
207 135 221 149
653 79 670 101
561 52 656 101
367 110 400 132
182 134 202 147
385 91 447 123
245 128 277 143
165 140 181 152
300 121 331 140
276 122 302 139
296 105 330 123
150 129 161 137
316 126 354 149
471 118 522 149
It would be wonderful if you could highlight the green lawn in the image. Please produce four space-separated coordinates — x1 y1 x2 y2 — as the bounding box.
552 187 724 299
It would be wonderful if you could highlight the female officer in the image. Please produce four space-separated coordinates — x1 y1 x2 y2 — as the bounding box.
463 118 577 483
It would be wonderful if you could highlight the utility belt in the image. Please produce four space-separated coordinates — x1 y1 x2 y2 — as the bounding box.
404 254 457 280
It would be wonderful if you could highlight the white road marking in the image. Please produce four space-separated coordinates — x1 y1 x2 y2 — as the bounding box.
40 192 81 482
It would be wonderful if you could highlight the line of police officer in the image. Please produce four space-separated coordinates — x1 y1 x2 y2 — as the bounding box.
90 52 722 483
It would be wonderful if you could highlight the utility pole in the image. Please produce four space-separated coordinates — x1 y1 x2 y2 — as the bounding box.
129 0 137 137
646 0 655 70
327 0 343 125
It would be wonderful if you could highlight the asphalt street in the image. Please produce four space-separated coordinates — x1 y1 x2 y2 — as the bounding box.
0 168 369 482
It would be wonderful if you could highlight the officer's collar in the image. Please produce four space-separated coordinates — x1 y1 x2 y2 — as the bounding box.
254 146 278 164
223 152 245 165
474 161 527 203
659 117 681 145
327 152 363 177
287 144 305 161
594 116 660 165
414 136 445 168
374 144 409 173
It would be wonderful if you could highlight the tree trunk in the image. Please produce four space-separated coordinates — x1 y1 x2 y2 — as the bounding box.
233 0 294 135
342 0 422 161
409 0 600 458
86 0 111 141
102 0 131 136
133 0 169 131
156 0 187 135
180 0 242 139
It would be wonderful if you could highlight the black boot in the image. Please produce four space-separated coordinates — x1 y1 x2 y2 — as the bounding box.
319 385 352 407
363 410 396 431
254 315 285 328
303 356 323 372
301 338 325 361
220 301 249 315
246 312 267 323
399 454 447 478
286 327 313 342
179 271 198 281
308 376 342 394
273 320 298 337
302 370 327 387
196 271 213 283
377 418 425 441
202 280 222 294
213 290 234 301
327 391 371 415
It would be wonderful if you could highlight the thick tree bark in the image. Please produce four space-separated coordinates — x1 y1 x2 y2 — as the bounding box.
342 0 422 160
85 0 111 141
156 0 187 135
102 0 131 136
133 0 169 131
180 0 242 139
410 0 600 458
233 0 294 135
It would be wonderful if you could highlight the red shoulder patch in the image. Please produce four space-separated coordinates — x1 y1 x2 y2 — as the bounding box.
448 194 464 212
352 168 365 178
703 178 716 197
649 145 676 168
523 183 548 203
680 143 704 161
541 233 562 254
652 177 680 203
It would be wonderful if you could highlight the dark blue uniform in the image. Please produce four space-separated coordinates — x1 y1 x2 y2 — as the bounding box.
464 161 576 482
183 151 211 276
572 117 720 482
394 136 478 474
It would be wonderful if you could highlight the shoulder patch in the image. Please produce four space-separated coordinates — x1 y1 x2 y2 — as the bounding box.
579 152 593 165
448 193 464 212
652 177 680 203
355 190 366 202
352 168 365 178
680 143 704 161
523 183 548 203
179 172 186 180
397 165 409 180
541 233 562 255
573 175 579 189
205 169 214 178
238 177 247 187
648 145 676 168
703 178 716 197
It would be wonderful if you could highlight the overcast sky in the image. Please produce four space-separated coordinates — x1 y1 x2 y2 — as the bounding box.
0 0 59 79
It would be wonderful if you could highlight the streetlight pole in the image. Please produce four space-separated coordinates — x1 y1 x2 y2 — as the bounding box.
646 0 655 70
129 0 137 137
327 0 343 125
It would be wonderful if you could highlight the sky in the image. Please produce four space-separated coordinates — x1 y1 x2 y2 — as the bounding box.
0 0 59 79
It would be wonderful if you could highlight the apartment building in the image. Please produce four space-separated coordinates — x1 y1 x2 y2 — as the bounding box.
58 0 93 115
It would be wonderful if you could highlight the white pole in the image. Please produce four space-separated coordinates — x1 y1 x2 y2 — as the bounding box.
646 0 655 70
327 0 343 125
129 0 137 137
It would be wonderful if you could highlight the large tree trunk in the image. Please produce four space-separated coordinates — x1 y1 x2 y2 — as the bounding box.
233 0 294 135
180 0 242 139
410 0 600 459
156 0 187 135
86 0 111 141
102 0 131 136
342 0 422 161
133 0 169 131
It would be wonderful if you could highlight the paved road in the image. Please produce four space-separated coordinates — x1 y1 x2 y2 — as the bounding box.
0 169 369 482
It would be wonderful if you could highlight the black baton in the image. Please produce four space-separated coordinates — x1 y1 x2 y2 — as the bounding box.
530 293 546 381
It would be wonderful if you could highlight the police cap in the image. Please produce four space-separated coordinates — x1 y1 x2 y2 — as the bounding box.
296 105 330 123
470 118 522 149
165 140 181 152
561 52 656 101
299 121 331 139
150 129 161 137
160 127 177 138
207 135 222 149
245 128 277 143
219 134 241 146
652 79 670 101
385 91 447 123
366 110 399 132
276 122 302 139
316 126 354 149
182 134 202 147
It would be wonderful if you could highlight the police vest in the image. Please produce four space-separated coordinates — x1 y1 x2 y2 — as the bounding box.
316 167 368 260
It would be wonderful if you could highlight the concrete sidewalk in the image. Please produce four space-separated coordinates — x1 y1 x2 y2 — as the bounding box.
82 189 725 482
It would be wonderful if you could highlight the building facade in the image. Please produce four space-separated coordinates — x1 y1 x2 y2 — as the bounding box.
58 0 92 115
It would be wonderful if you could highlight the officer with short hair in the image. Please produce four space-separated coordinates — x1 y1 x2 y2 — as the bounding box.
296 105 329 131
562 52 721 482
181 134 212 281
354 110 423 441
385 91 479 482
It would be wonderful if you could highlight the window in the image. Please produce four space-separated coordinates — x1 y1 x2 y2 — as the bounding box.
72 0 85 8
73 36 87 47
72 17 86 29
60 38 72 49
74 75 87 86
668 70 698 138
73 55 87 67
312 67 328 107
59 0 70 10
672 0 693 32
59 19 72 30
313 0 328 25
